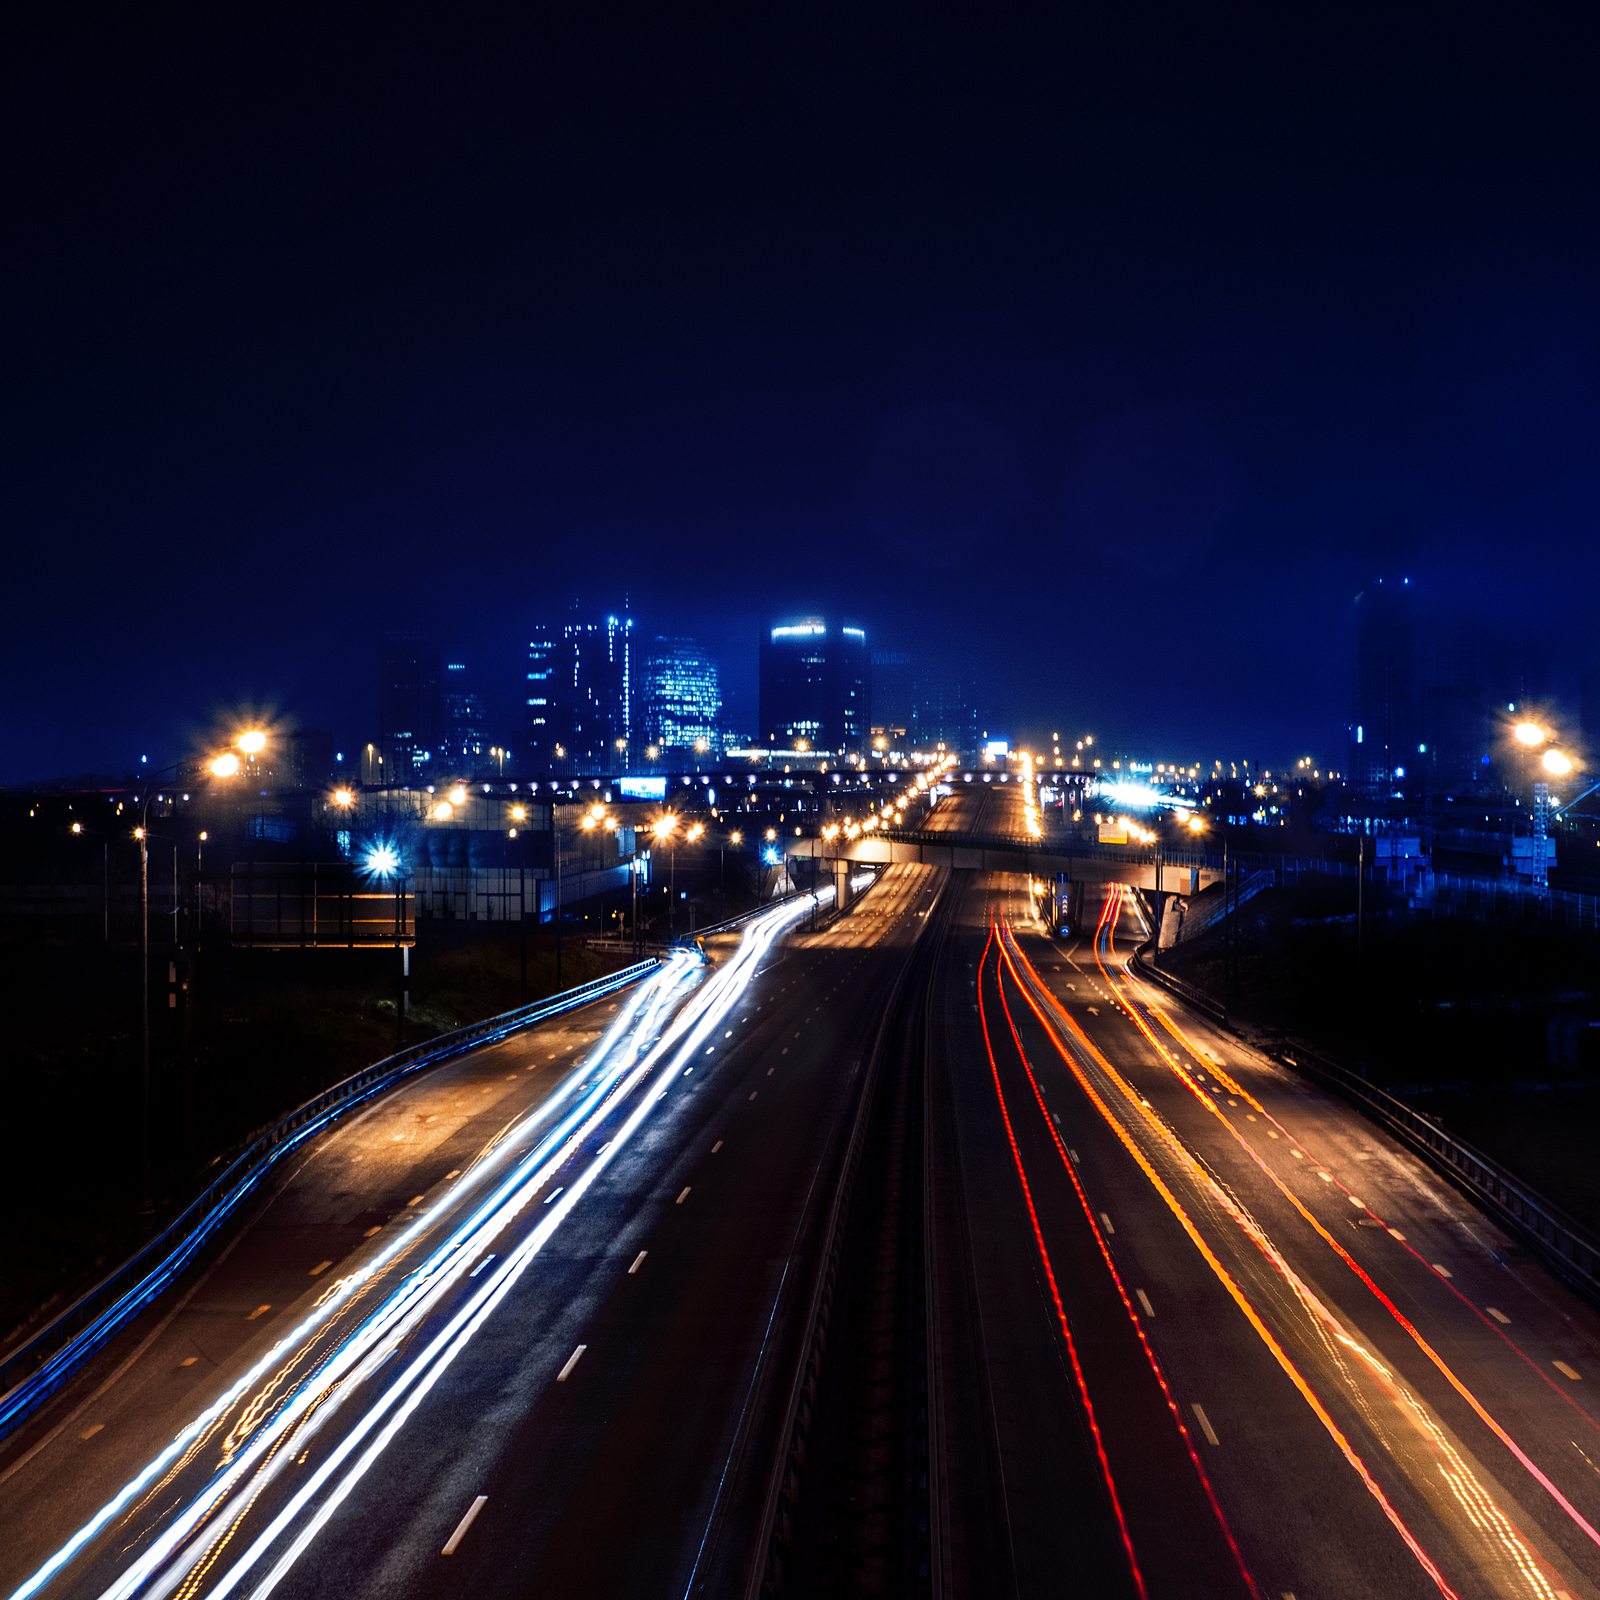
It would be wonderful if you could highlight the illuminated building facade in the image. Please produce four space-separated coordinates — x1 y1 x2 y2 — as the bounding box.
759 617 870 753
642 637 721 751
527 611 634 771
379 630 441 781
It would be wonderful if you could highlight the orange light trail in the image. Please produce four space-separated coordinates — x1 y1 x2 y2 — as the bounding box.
993 907 1461 1598
976 920 1148 1600
988 926 1261 1599
1084 890 1600 1555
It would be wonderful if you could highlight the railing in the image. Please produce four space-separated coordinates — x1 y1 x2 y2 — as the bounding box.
0 958 663 1441
1128 941 1600 1302
1129 940 1226 1022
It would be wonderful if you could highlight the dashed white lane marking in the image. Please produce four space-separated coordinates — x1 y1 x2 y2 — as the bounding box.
1068 1149 1080 1164
628 1250 649 1275
442 1495 488 1555
1555 1361 1583 1381
1192 1404 1220 1446
309 1260 333 1276
543 1187 564 1205
1318 1172 1332 1183
712 1140 723 1153
80 1424 104 1441
1486 1307 1510 1324
1349 1197 1366 1210
556 1345 587 1383
767 1067 775 1076
407 1194 425 1206
364 1226 381 1238
469 1254 496 1278
1136 1289 1154 1318
749 1091 758 1101
1433 1264 1454 1279
180 1357 198 1367
1100 1212 1115 1234
676 1187 691 1204
246 1305 271 1321
1387 1228 1407 1241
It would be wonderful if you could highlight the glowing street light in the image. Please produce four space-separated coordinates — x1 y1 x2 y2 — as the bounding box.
210 753 240 777
449 785 466 805
1543 749 1573 775
1514 722 1546 747
333 788 353 806
237 730 266 754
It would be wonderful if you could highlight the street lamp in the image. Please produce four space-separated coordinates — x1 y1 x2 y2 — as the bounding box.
71 821 110 945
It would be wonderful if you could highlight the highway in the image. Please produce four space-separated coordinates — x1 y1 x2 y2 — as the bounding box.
10 777 1600 1598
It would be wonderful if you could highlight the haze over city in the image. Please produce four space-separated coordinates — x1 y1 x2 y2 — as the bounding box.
7 11 1600 1600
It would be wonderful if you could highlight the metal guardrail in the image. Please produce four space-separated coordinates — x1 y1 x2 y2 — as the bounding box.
1129 940 1226 1023
1129 941 1600 1303
0 958 662 1441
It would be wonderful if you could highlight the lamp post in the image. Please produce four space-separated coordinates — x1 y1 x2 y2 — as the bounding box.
71 822 110 945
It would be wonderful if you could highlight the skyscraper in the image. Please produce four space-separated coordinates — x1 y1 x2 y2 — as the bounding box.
379 630 441 783
526 608 634 771
642 637 721 750
442 661 488 771
759 618 870 754
870 648 978 754
1349 579 1416 794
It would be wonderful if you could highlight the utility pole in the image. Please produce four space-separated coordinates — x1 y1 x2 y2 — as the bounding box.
555 806 563 985
139 821 152 1217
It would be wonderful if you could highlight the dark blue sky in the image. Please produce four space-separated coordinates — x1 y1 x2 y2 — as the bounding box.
5 6 1599 780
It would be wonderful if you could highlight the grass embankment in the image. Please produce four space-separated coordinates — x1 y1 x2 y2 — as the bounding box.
1157 878 1600 1233
0 927 629 1347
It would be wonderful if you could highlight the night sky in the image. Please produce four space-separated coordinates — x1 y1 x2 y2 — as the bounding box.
6 7 1599 783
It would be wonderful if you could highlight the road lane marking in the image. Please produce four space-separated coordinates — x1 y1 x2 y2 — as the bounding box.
363 1226 381 1237
407 1194 425 1206
1487 1308 1511 1324
767 1068 775 1076
1388 1228 1407 1241
1556 1362 1583 1381
469 1255 496 1278
749 1091 758 1100
1267 1131 1279 1139
309 1261 333 1276
505 1075 516 1081
543 1187 564 1205
1136 1289 1154 1317
629 1251 647 1274
441 1495 488 1555
676 1187 691 1204
1192 1404 1219 1446
712 1140 723 1153
246 1305 271 1320
1291 1150 1304 1159
1245 1113 1256 1122
445 1170 461 1179
781 1047 788 1055
557 1345 587 1382
179 1357 198 1367
1350 1198 1366 1210
80 1425 103 1441
725 1031 732 1038
1318 1172 1332 1182
1433 1264 1454 1278
1068 1148 1079 1164
1100 1212 1115 1234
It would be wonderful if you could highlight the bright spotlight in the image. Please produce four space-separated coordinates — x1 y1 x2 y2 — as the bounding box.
210 753 240 777
237 730 266 754
1514 722 1545 747
365 844 400 876
1543 749 1573 775
432 802 454 820
449 786 466 804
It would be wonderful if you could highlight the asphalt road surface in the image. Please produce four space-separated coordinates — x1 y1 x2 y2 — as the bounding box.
10 792 1600 1599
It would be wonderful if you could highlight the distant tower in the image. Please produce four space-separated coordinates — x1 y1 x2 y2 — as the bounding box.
759 618 870 754
1349 580 1416 795
441 661 488 772
379 631 441 783
526 605 634 772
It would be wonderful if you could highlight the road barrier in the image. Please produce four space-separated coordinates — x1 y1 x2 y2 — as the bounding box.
1129 941 1600 1304
0 958 662 1442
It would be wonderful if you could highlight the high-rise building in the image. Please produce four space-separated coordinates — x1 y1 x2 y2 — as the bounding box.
380 631 441 782
870 649 978 754
642 637 722 751
526 609 634 771
441 661 488 772
1421 617 1489 793
1349 579 1416 794
525 622 560 768
759 618 870 754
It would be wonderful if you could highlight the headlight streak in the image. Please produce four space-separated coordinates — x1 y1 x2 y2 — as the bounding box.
218 892 819 1600
1001 910 1578 1599
1096 905 1600 1556
14 897 817 1600
11 960 697 1600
